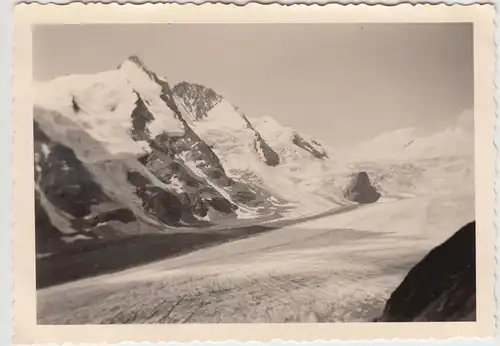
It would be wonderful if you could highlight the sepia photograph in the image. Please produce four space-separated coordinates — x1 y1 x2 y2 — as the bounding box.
12 3 496 344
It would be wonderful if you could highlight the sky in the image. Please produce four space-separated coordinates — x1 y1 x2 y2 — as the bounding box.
33 23 473 147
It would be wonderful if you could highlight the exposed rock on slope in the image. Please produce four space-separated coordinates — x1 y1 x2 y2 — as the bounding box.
173 81 223 120
34 118 148 246
34 120 113 219
377 221 476 322
292 132 329 159
35 190 64 254
253 131 280 166
343 171 381 203
240 112 280 167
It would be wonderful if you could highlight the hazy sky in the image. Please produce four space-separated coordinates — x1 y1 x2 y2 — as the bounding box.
33 23 473 146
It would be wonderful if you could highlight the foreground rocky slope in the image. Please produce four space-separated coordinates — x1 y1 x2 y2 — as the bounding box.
377 221 476 322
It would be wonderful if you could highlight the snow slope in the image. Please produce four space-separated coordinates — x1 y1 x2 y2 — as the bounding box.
35 62 185 157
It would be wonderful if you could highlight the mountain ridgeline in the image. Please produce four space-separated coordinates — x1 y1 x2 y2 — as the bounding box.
34 55 382 255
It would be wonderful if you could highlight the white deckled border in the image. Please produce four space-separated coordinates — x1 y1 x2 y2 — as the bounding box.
11 2 496 344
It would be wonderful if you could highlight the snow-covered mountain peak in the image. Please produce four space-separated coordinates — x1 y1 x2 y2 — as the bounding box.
34 58 186 156
118 55 157 80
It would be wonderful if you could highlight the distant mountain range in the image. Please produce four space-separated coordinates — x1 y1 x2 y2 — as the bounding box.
344 109 474 199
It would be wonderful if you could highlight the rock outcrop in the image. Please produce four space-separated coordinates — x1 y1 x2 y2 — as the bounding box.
377 221 476 322
34 190 64 254
173 81 223 120
291 132 329 159
343 171 381 203
239 112 280 167
34 119 144 249
253 132 280 166
34 120 112 219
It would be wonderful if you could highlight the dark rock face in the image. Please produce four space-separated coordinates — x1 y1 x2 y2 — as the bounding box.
34 119 144 255
136 151 234 221
71 97 80 113
343 171 381 203
173 81 222 120
70 208 137 232
208 197 237 213
126 170 184 226
292 132 328 159
34 120 111 218
253 133 280 167
126 88 239 221
143 65 232 186
130 93 154 141
377 221 476 322
34 190 64 254
240 112 280 167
